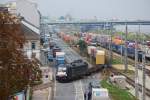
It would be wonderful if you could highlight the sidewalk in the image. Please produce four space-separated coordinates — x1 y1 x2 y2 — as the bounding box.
113 64 150 100
32 66 53 100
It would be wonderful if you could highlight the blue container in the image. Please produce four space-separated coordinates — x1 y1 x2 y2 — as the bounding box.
56 57 65 65
48 54 53 62
127 47 135 58
117 45 125 54
138 51 143 62
57 59 65 64
111 44 117 51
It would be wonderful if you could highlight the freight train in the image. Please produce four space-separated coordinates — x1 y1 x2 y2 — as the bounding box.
99 42 143 62
80 33 149 62
55 49 106 82
85 35 144 62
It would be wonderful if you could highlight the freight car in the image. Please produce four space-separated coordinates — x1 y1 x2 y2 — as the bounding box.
99 41 143 62
111 43 143 61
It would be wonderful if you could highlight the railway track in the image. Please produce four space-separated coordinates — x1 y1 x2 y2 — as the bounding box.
57 34 150 98
71 43 150 98
101 46 150 77
112 54 150 77
110 67 150 97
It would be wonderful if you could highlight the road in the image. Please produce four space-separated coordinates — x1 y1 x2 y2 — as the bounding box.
51 34 101 100
54 72 101 100
53 36 81 63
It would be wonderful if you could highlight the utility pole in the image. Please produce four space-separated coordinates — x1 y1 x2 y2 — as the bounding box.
135 26 139 99
141 24 146 100
124 24 128 71
110 24 113 67
108 23 111 66
121 31 123 63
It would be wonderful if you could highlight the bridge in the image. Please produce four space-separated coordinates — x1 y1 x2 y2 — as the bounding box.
44 20 150 26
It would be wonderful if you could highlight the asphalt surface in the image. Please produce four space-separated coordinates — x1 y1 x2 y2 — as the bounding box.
51 34 102 100
53 36 81 63
53 72 101 100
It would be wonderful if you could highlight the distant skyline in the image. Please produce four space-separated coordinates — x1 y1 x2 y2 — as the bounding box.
1 0 150 20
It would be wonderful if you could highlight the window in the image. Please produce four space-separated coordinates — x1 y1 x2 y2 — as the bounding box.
31 42 36 49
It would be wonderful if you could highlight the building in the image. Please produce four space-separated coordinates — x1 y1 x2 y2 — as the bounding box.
3 0 42 62
6 0 40 27
5 0 41 61
0 4 9 12
21 19 40 60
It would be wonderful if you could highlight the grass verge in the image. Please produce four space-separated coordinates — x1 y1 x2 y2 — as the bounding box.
101 80 137 100
112 57 123 64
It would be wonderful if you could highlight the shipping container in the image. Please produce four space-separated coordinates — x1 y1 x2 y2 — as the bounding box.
92 88 109 100
96 50 105 64
56 58 65 65
88 46 96 54
91 47 97 57
56 52 65 65
52 47 61 58
56 52 65 58
113 38 124 45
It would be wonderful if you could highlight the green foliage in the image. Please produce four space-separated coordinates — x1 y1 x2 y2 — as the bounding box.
77 39 87 51
0 12 42 99
115 31 148 41
112 58 122 64
101 80 137 100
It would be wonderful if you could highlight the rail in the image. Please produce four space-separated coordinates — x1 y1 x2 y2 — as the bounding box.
110 68 150 97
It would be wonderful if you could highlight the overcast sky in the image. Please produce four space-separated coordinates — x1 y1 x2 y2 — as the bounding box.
1 0 150 20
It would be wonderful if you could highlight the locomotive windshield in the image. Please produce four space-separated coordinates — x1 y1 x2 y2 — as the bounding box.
58 67 66 72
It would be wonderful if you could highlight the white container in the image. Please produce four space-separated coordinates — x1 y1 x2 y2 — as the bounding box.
56 52 65 57
92 88 109 100
88 46 96 54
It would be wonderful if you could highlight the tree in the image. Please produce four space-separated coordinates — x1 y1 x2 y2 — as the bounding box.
77 39 87 56
0 11 41 99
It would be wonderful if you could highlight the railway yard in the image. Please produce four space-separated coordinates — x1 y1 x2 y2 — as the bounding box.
1 1 150 100
45 32 150 100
